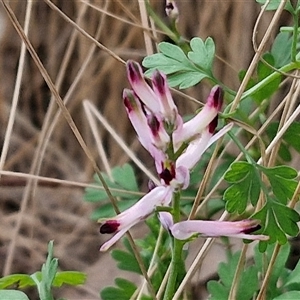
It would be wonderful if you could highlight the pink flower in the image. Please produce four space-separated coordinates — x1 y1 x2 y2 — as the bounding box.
173 86 223 148
99 186 173 251
123 89 170 152
159 212 269 241
176 118 233 171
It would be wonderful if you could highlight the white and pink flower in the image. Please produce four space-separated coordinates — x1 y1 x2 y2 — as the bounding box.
99 61 266 251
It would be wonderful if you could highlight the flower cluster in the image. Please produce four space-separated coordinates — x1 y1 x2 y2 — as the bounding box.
99 61 267 251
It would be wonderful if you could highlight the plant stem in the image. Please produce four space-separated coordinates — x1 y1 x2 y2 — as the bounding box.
291 9 299 61
163 191 186 300
241 62 299 100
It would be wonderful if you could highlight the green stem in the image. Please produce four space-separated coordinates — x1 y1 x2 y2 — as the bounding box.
163 191 186 300
241 62 299 100
291 9 299 61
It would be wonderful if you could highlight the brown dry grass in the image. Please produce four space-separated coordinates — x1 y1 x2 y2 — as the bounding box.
0 1 296 299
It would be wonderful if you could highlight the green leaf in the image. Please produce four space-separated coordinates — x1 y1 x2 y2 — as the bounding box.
167 71 208 89
260 165 297 204
224 162 261 213
271 32 292 67
188 37 215 72
111 164 139 192
100 278 138 300
52 272 86 287
207 280 228 300
143 39 214 89
111 249 142 274
254 242 290 298
207 251 259 300
282 122 300 152
84 164 139 203
0 274 35 289
158 42 190 63
253 200 299 250
0 290 30 300
256 0 294 13
31 241 57 300
143 42 194 76
273 291 300 300
285 259 300 287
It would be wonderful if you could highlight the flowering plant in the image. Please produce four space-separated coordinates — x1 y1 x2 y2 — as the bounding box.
98 61 268 299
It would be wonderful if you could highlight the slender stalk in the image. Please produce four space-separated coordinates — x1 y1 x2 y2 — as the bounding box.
228 244 248 299
163 192 185 300
256 243 281 300
291 7 299 62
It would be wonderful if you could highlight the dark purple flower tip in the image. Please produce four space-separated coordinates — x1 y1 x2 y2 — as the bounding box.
152 70 166 95
160 163 176 185
126 60 142 83
212 86 223 109
242 222 261 234
166 2 174 10
100 220 120 234
123 89 136 112
147 114 160 135
208 116 218 134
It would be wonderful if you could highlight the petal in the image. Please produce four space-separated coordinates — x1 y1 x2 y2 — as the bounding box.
176 125 212 170
100 228 128 252
123 89 153 151
170 219 269 241
176 122 233 171
124 89 171 161
126 61 160 113
152 70 180 127
173 86 223 145
99 186 173 251
158 211 174 231
147 113 170 151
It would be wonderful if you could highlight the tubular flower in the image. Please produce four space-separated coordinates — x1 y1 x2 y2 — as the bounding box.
99 186 173 251
176 118 234 171
159 212 269 241
173 85 223 148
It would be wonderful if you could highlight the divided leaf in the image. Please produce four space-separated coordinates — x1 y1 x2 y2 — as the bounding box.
188 37 215 73
223 162 260 213
259 165 298 204
207 251 259 300
143 37 216 89
100 278 139 300
253 200 300 252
